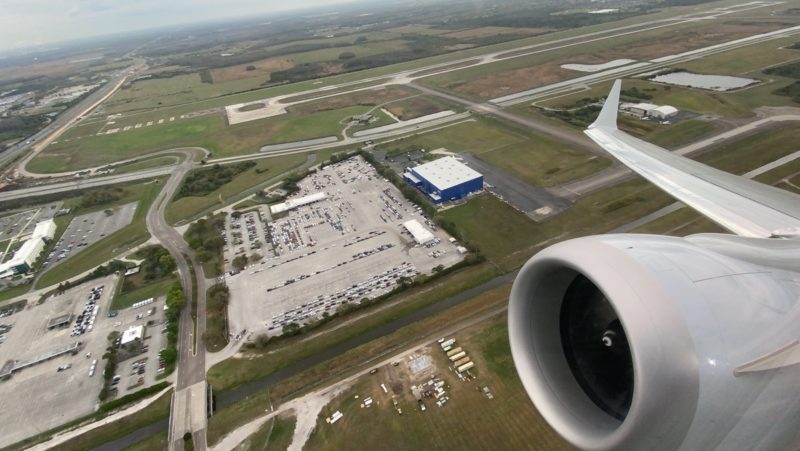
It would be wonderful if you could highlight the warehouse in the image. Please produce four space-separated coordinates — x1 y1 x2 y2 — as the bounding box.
404 157 483 203
649 105 679 120
624 102 658 117
0 238 45 278
621 102 679 119
31 219 56 241
270 192 327 214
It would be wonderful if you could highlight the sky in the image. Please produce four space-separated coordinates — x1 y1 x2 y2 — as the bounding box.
0 0 359 50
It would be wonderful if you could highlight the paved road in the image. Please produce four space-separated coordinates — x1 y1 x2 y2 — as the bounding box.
91 269 519 449
409 82 602 155
145 157 209 451
6 62 143 173
92 142 800 449
13 1 777 183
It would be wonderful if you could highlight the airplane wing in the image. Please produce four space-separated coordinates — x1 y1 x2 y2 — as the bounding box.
584 79 800 238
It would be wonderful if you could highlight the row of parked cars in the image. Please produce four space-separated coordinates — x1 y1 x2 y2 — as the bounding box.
71 285 104 337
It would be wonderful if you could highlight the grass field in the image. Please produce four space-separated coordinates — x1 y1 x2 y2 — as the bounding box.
380 119 521 155
30 105 364 173
206 262 498 391
123 431 168 451
113 156 180 175
35 178 165 289
443 125 800 270
111 276 177 311
233 414 296 451
680 35 800 76
422 20 790 100
304 316 568 451
476 134 610 187
52 390 172 451
206 279 509 445
84 2 735 122
166 153 308 224
106 41 410 114
631 119 715 149
0 284 31 303
379 116 609 186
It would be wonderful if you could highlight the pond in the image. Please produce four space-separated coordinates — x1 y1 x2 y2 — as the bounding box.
651 71 759 91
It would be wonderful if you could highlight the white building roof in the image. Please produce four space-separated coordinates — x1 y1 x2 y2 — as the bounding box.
412 157 481 191
403 220 435 245
121 325 144 345
270 192 327 214
32 219 56 240
630 102 658 111
650 105 678 116
0 238 45 278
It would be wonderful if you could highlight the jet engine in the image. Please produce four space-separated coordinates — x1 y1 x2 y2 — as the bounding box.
508 234 800 451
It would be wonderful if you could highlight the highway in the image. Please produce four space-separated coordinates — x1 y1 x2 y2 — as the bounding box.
1 61 143 172
145 155 209 451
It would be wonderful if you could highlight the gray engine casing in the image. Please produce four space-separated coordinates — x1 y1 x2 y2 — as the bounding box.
508 234 800 451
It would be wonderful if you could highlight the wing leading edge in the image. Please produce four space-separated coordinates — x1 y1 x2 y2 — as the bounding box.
585 80 800 238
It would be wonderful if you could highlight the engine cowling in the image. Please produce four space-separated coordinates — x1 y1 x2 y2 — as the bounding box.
509 234 800 451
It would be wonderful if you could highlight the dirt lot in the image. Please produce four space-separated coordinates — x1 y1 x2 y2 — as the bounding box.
384 97 446 121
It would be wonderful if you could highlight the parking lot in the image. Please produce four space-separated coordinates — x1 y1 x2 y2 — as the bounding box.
459 154 571 219
222 206 273 268
43 201 137 269
225 156 464 337
111 296 168 398
0 273 166 448
0 201 63 242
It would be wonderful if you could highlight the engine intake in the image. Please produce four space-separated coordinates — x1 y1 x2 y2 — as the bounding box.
509 235 700 451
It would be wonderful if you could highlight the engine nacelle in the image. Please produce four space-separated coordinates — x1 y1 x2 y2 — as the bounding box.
509 234 800 451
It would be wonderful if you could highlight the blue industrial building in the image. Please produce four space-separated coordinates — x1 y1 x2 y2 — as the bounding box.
403 156 483 203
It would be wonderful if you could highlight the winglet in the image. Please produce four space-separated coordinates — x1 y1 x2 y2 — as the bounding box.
588 79 621 130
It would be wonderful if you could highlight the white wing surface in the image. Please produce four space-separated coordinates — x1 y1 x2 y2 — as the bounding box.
585 80 800 238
